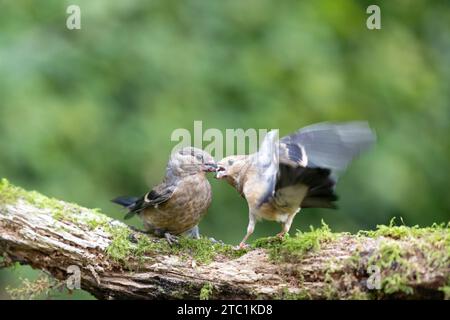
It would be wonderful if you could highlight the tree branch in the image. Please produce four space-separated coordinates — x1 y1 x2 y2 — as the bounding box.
0 179 448 299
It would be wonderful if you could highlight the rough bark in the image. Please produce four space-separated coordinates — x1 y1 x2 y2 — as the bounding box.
0 181 448 300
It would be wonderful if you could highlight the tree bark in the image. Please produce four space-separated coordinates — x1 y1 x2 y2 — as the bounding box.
0 181 448 300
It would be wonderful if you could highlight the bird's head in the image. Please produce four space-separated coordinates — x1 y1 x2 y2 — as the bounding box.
169 147 217 175
215 155 249 184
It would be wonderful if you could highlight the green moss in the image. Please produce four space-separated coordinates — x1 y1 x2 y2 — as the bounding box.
353 219 449 297
199 282 213 300
105 228 244 266
364 241 413 296
253 220 337 262
280 287 311 300
0 179 118 231
84 212 110 231
105 225 134 263
172 237 245 264
1 178 64 211
0 178 87 224
439 285 450 300
0 178 22 205
1 179 244 266
358 217 449 240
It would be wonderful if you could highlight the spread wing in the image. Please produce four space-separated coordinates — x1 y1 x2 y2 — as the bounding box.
281 121 376 175
279 137 308 167
273 122 375 209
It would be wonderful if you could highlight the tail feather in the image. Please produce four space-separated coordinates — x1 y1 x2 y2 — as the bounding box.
111 196 138 208
111 196 139 219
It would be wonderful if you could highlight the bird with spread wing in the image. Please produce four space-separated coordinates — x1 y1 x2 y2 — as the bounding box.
216 122 376 248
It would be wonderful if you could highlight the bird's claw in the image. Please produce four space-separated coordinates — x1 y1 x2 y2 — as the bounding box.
209 237 224 244
233 242 249 250
164 233 179 246
128 233 139 243
276 232 287 239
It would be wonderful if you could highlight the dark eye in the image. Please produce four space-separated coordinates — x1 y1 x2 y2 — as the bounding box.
196 154 203 161
228 159 234 166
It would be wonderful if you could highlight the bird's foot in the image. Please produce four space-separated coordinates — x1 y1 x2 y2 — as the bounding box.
233 242 250 250
127 226 150 243
276 232 287 239
209 237 224 245
184 225 200 239
164 232 179 246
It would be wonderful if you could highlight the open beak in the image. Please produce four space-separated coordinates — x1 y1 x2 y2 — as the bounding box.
215 165 227 179
202 162 218 172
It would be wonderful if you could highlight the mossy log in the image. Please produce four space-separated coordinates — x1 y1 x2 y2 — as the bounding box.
0 179 448 300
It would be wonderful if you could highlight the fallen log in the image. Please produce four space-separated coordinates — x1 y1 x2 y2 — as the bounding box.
0 179 448 299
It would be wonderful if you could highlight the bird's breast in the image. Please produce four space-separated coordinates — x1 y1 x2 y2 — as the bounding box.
140 174 212 234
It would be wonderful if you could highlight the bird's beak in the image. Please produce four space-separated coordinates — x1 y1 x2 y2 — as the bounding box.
202 162 218 172
215 165 227 179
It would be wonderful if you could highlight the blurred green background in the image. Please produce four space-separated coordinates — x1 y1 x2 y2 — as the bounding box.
0 0 449 299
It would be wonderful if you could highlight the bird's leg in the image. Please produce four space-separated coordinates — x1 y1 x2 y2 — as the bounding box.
239 213 256 249
183 225 224 244
276 211 298 239
184 225 200 239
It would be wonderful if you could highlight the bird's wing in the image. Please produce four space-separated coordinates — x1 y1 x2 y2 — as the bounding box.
272 163 337 210
251 130 280 207
280 121 376 176
272 122 374 210
255 123 374 209
279 138 308 167
124 182 177 218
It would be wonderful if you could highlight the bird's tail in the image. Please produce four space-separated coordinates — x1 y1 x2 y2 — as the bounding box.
111 196 139 219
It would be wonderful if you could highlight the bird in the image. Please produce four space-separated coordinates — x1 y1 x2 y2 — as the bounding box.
215 122 376 248
112 147 217 244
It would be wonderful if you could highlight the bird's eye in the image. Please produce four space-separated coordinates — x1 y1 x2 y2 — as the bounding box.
196 154 203 161
228 159 234 166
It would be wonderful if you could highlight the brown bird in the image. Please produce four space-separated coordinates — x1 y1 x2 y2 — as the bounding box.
112 147 217 244
216 122 375 248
